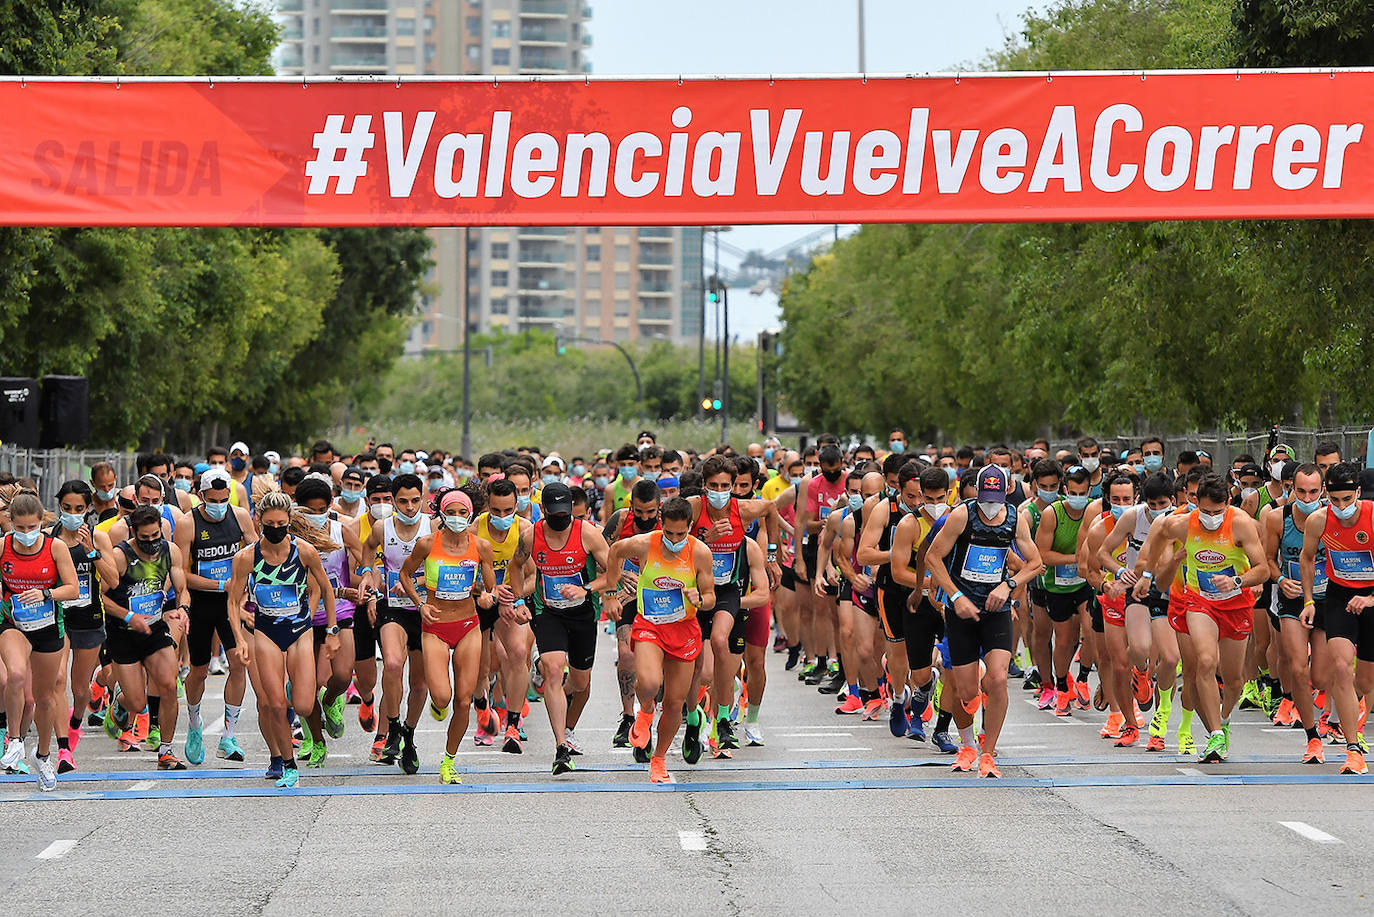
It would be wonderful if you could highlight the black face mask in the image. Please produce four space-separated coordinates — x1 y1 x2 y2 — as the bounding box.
262 524 289 544
136 537 162 556
377 457 394 475
821 467 842 483
546 513 572 532
633 513 658 533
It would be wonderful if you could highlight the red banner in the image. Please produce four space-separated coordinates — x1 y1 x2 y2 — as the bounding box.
1 72 1371 226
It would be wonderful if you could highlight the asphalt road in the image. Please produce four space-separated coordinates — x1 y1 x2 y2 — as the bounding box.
1 627 1371 916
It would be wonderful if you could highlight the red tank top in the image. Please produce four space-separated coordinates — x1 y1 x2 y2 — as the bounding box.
693 496 744 554
0 533 58 597
805 473 847 518
533 518 589 576
1321 499 1374 588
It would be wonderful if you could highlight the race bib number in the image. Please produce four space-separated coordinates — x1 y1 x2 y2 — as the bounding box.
818 506 832 521
387 569 426 609
540 573 583 610
254 583 302 618
640 586 687 624
711 552 736 585
434 562 477 601
1196 565 1240 600
1053 563 1084 587
493 563 507 586
959 544 1007 585
197 558 233 583
11 594 56 631
1287 559 1328 596
1329 549 1374 582
75 573 92 605
128 590 163 624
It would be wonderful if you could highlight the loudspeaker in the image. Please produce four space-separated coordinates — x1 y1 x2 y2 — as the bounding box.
39 375 89 447
0 377 40 447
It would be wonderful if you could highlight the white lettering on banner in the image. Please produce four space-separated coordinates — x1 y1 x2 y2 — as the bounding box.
370 106 1365 202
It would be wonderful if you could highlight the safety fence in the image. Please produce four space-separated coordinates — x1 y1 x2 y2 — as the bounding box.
0 445 139 506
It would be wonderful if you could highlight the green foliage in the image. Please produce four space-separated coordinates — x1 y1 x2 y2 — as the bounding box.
778 0 1374 441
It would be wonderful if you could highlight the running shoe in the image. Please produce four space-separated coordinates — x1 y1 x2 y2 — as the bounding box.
632 742 651 764
818 671 845 695
369 735 385 762
358 700 377 733
1092 684 1108 712
1114 724 1140 747
157 751 187 771
708 733 733 760
932 731 959 754
1074 679 1092 710
1007 659 1024 678
1055 689 1073 717
265 757 284 780
649 755 673 783
951 745 978 772
1238 680 1261 711
185 724 205 765
324 693 346 738
142 724 160 751
0 737 25 771
102 703 123 741
66 713 81 752
1037 686 1055 711
860 698 885 721
612 713 634 748
399 728 420 775
345 681 361 704
1132 668 1153 712
1318 709 1331 736
905 716 926 742
742 722 765 747
207 654 227 676
1201 732 1227 763
307 740 327 768
1221 722 1232 757
1022 668 1041 691
34 753 56 791
1145 736 1166 752
565 728 583 755
428 699 448 722
888 698 910 737
835 694 864 715
474 715 495 747
1100 713 1123 739
716 718 739 750
804 664 825 687
440 753 461 785
784 645 801 670
1271 698 1297 727
977 752 1001 778
56 747 76 774
217 736 245 762
275 766 299 788
772 633 786 653
552 744 575 775
1178 730 1195 756
381 724 402 764
1302 737 1325 765
1340 749 1368 775
1327 722 1346 745
117 730 139 753
501 725 523 754
682 711 703 765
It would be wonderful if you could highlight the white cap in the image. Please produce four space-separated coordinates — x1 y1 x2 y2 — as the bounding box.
304 471 332 486
264 450 281 464
200 468 232 492
416 450 429 461
541 455 564 469
229 441 249 456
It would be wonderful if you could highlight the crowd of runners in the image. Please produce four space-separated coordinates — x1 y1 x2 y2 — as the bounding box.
1 430 1372 790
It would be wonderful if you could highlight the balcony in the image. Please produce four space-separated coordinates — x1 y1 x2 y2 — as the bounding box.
330 51 388 69
519 50 567 69
519 25 567 44
331 25 389 39
517 246 566 266
331 0 388 10
582 5 593 18
516 272 566 293
637 228 672 241
278 0 304 11
638 253 673 267
520 0 568 16
281 20 304 39
518 226 570 238
278 47 305 67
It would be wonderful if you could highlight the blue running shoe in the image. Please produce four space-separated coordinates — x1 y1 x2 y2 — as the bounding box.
906 716 927 742
931 731 959 754
888 698 910 738
265 756 284 780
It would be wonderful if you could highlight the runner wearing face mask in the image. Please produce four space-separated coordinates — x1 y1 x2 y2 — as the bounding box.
797 446 847 693
601 445 641 524
1076 437 1105 499
888 429 907 455
1036 465 1095 718
602 480 662 747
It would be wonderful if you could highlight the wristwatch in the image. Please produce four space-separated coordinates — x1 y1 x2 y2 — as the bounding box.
1233 575 1244 588
41 588 52 602
325 624 341 636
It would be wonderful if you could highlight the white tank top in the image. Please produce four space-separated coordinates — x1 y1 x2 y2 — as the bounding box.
1124 504 1152 568
382 514 431 609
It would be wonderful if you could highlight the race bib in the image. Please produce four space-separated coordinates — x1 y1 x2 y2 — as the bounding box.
11 594 56 631
711 551 736 585
1287 559 1328 596
640 586 687 624
1329 549 1374 582
75 573 92 605
540 573 583 610
493 563 507 586
959 544 1007 585
1053 563 1085 587
386 568 426 609
198 558 232 583
434 562 477 601
128 590 163 624
818 506 832 521
254 583 302 619
1196 565 1240 601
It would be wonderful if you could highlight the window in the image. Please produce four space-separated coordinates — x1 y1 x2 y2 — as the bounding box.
491 48 510 66
614 244 629 262
584 271 600 288
614 271 629 290
492 20 510 37
466 16 481 36
614 299 629 316
396 16 415 35
491 299 508 315
490 242 508 259
312 45 320 63
491 270 509 287
395 46 415 64
466 45 480 62
585 243 600 261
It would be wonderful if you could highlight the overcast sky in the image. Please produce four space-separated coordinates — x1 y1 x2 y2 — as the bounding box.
586 0 1048 338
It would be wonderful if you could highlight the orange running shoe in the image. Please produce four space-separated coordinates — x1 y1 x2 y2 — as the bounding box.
834 694 864 715
951 745 978 772
1115 724 1140 747
1132 667 1152 709
1055 689 1073 717
977 752 1001 778
1100 712 1123 739
1302 737 1325 765
649 755 673 783
1313 690 1327 711
358 700 377 734
860 698 885 721
1272 698 1296 727
1340 749 1368 775
1146 735 1166 752
1074 679 1092 710
132 710 150 744
629 709 653 750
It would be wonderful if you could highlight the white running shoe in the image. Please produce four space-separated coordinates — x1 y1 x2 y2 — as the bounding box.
742 722 765 747
34 752 56 792
0 737 24 770
564 727 583 755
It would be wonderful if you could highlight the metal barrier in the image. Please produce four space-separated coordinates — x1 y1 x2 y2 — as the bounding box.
0 445 139 506
1048 426 1372 469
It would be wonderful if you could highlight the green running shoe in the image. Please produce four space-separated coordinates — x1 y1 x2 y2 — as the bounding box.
1178 729 1195 756
1221 722 1232 756
440 753 461 785
324 692 346 738
143 726 162 752
1201 731 1226 763
1238 680 1261 711
298 717 314 760
307 739 327 768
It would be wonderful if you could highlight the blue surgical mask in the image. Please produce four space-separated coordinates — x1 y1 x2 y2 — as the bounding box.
443 515 470 533
1331 500 1360 521
790 475 803 486
763 448 774 462
396 509 423 526
173 479 192 493
269 462 280 476
203 501 229 522
302 511 329 529
428 480 444 492
594 476 610 489
1186 501 1197 513
517 495 531 513
488 513 515 531
1132 464 1145 475
12 529 41 547
945 467 958 482
707 489 731 509
571 464 585 477
642 471 659 482
339 487 363 504
1065 494 1092 512
889 441 905 453
1143 455 1164 472
1109 503 1127 520
542 474 560 486
96 488 116 502
60 512 85 531
1146 505 1172 521
620 466 637 482
848 494 863 512
662 535 688 554
1294 497 1322 515
1037 488 1059 503
399 461 416 475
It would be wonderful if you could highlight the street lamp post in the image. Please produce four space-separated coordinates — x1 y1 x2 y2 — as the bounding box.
720 280 729 443
460 226 472 460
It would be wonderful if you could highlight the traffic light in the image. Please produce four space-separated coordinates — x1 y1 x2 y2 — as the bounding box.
701 398 714 412
712 399 722 410
555 335 567 356
707 288 719 304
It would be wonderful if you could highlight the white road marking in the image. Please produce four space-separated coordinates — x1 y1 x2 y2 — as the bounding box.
1279 821 1342 844
1177 767 1206 777
779 732 852 738
203 721 224 737
677 830 707 851
998 744 1048 750
788 746 871 752
127 780 158 790
36 839 79 860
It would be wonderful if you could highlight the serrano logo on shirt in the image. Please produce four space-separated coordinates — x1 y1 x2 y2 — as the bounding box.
653 576 684 589
1194 549 1226 565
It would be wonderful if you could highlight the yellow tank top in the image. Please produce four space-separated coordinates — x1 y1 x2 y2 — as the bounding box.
476 512 518 586
358 512 384 566
1183 507 1250 602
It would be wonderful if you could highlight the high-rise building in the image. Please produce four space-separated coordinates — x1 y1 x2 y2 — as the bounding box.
273 0 703 353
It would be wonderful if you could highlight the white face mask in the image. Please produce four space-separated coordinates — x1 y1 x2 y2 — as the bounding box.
922 502 948 520
1270 461 1285 481
1079 456 1100 473
370 503 394 520
1198 509 1225 531
976 500 1004 519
